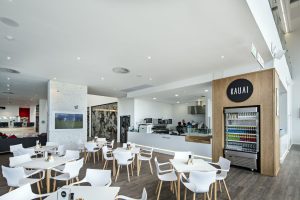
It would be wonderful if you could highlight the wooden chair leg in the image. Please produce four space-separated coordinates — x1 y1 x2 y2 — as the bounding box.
219 180 222 192
174 182 177 198
223 180 231 200
207 192 211 200
184 187 187 200
39 172 43 188
157 181 163 200
9 187 13 192
76 177 79 182
204 193 206 200
53 179 57 192
193 192 196 200
127 165 130 182
103 160 107 169
115 165 120 182
155 181 160 194
37 182 42 200
170 181 173 193
149 160 153 175
210 184 213 199
138 160 142 175
93 152 96 164
97 151 100 161
131 164 133 176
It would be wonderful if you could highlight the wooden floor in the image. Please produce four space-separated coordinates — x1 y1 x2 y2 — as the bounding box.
0 145 299 200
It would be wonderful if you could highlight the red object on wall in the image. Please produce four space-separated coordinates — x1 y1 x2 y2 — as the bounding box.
19 108 30 122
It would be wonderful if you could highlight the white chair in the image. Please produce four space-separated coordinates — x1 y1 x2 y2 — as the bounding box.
173 151 192 160
181 171 216 200
1 166 44 195
210 157 231 200
102 146 114 169
138 147 153 175
12 148 36 157
46 141 57 147
97 138 106 142
116 188 147 200
84 142 100 164
51 158 84 191
154 157 178 200
0 183 51 200
10 144 23 153
54 150 80 171
77 139 85 153
71 169 112 187
49 145 65 156
107 139 115 149
114 151 134 182
9 154 42 177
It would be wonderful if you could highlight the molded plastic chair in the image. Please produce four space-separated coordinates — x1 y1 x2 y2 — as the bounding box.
173 151 192 161
181 171 216 200
114 151 134 182
107 139 115 149
102 146 114 169
10 144 23 153
210 157 231 200
115 188 147 200
46 141 57 147
49 145 65 156
84 142 100 164
9 154 42 177
71 169 111 187
0 183 51 200
1 166 44 195
51 158 84 192
12 148 36 157
54 150 80 171
154 157 177 200
138 147 153 175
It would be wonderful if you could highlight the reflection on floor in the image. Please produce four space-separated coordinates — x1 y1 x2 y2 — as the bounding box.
0 145 299 200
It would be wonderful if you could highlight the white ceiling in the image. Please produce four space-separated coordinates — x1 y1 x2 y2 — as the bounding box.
0 0 272 106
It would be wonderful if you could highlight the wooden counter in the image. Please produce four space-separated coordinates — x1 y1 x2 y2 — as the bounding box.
185 135 212 144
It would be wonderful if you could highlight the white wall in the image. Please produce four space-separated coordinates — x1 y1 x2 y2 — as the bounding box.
134 98 173 129
286 26 300 144
30 105 36 123
0 105 19 117
172 103 205 127
39 99 48 134
48 80 87 149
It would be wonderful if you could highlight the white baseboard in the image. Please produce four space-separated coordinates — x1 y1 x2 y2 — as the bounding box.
280 150 289 164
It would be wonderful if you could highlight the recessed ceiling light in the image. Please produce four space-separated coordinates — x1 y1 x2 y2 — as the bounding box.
7 84 10 87
0 17 19 27
175 94 179 97
204 89 209 92
176 101 180 104
100 77 104 81
53 77 56 80
149 77 153 81
147 56 152 60
152 97 157 100
112 67 130 74
7 77 10 80
221 55 225 59
7 56 11 60
76 57 81 60
5 35 14 41
7 88 10 91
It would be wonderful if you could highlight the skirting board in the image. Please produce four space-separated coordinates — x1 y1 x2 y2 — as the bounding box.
280 150 289 164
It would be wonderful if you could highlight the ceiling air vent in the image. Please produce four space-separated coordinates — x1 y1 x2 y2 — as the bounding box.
2 91 14 95
121 84 153 93
112 67 130 74
0 67 20 74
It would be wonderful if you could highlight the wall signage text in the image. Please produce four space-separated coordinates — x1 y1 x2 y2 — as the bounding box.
226 79 253 102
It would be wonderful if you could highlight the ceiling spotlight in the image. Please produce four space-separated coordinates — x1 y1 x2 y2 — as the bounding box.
7 84 10 87
7 77 10 80
204 89 209 92
149 77 153 81
7 88 10 91
176 101 180 104
175 94 179 97
5 35 14 41
76 57 81 60
53 77 56 80
152 97 157 100
147 56 152 60
7 56 11 60
100 77 104 81
221 56 225 59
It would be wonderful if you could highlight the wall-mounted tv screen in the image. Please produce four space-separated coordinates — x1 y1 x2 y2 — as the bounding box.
55 113 83 129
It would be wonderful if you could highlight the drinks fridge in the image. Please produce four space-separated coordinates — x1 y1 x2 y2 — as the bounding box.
224 106 260 171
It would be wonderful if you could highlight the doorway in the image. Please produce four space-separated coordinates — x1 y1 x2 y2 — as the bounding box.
120 115 130 143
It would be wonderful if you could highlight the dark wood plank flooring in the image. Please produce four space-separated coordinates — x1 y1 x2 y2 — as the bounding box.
0 145 299 200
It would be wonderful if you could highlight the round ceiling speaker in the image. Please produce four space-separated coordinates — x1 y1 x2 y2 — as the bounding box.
112 67 130 74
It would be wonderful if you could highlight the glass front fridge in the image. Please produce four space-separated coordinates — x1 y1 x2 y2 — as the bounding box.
224 106 260 171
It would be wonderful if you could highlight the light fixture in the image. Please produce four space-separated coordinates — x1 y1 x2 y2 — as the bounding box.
112 67 130 74
221 55 225 59
76 57 81 60
147 56 152 60
6 56 11 60
175 94 179 97
176 101 180 104
7 84 10 87
152 97 157 100
5 35 14 41
149 77 153 81
7 88 10 91
53 77 56 80
100 77 104 81
204 89 209 92
7 77 10 80
279 0 289 33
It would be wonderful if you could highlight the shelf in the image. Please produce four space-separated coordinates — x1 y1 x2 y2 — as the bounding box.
225 132 257 135
226 125 257 127
226 140 257 144
227 118 257 121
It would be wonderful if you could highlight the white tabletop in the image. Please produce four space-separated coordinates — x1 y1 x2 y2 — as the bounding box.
18 156 70 170
113 147 140 154
44 186 120 200
170 159 217 173
31 146 57 152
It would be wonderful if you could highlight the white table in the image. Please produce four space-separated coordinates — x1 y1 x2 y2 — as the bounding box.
44 186 120 200
18 156 70 193
112 147 140 176
170 159 218 200
31 146 57 154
